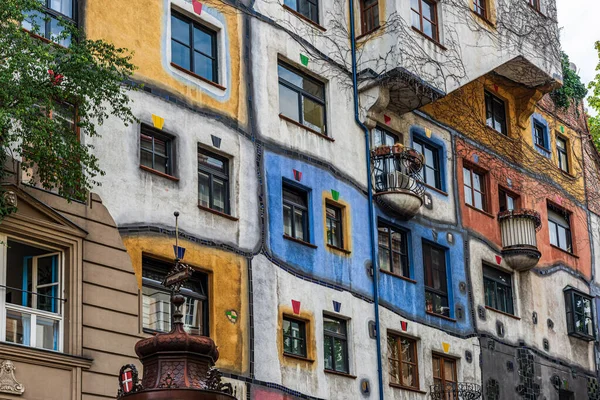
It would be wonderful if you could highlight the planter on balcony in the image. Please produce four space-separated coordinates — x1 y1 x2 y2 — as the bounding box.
498 209 542 272
430 382 482 400
371 147 425 218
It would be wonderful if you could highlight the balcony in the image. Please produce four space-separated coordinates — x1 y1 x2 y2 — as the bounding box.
370 145 424 218
430 382 482 400
498 209 542 272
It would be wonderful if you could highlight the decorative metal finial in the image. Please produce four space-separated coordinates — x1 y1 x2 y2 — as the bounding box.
161 211 193 294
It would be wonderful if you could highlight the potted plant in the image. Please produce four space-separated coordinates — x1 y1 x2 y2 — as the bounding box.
391 143 404 154
375 145 391 156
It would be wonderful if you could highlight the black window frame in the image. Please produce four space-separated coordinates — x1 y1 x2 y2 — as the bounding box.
564 288 595 341
413 137 442 190
548 204 573 253
498 187 519 213
198 147 230 215
411 0 439 41
140 124 175 176
463 163 488 212
278 61 327 135
284 0 320 24
282 183 310 242
556 136 569 173
23 0 78 45
283 315 307 357
483 264 514 315
485 91 508 135
361 0 380 34
325 202 344 249
423 241 450 317
171 11 219 84
533 121 548 150
323 315 349 373
473 0 486 18
141 257 209 336
378 222 410 279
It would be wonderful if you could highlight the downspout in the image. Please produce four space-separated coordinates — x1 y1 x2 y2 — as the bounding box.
348 2 385 399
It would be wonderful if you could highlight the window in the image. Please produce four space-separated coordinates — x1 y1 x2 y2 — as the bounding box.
361 0 380 33
463 164 487 212
323 316 348 373
283 184 310 242
283 316 307 357
473 0 486 18
423 241 449 317
23 0 76 46
556 136 569 173
559 390 574 400
534 122 547 149
140 125 174 176
283 0 319 23
198 148 230 215
278 62 326 135
485 91 507 135
548 205 572 253
413 138 442 190
373 127 400 147
171 12 218 83
411 0 438 41
387 333 419 389
142 257 208 336
483 264 514 315
326 203 344 248
378 223 410 278
564 288 595 340
2 239 62 351
529 0 540 11
498 188 518 212
432 354 457 394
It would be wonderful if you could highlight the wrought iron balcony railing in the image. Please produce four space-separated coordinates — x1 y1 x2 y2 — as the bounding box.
430 382 482 400
498 208 542 271
370 145 425 218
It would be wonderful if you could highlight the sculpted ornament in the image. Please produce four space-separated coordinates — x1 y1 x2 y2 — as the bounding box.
0 360 24 395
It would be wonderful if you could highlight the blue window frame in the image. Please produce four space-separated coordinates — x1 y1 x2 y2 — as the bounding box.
411 129 446 192
531 114 551 157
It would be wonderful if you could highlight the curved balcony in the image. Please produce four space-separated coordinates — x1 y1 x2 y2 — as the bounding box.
430 382 482 400
498 209 542 272
370 145 424 219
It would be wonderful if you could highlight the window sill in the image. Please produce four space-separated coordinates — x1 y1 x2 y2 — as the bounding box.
356 26 381 41
324 369 357 379
426 311 456 322
485 306 520 320
389 383 427 394
140 165 180 182
465 204 495 219
550 244 578 258
0 342 93 370
283 234 318 249
283 352 315 362
170 62 227 91
279 114 333 142
423 183 448 196
326 244 351 254
282 5 327 32
470 10 496 29
198 204 239 221
559 169 577 180
410 27 447 50
22 28 67 48
380 269 417 284
535 144 551 154
485 125 511 138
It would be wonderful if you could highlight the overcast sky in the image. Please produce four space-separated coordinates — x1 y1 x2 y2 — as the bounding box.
556 0 599 113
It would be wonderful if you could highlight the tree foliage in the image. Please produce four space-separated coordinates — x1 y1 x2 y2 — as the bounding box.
0 0 137 216
550 52 587 110
587 42 600 152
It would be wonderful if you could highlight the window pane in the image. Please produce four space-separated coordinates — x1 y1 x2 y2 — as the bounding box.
379 248 390 272
303 97 325 133
334 338 347 372
432 357 441 378
549 222 558 247
50 0 73 18
198 172 210 207
194 52 214 81
324 337 333 370
423 20 433 38
279 84 300 122
198 151 225 172
172 40 191 70
6 310 30 346
278 65 303 87
22 11 45 34
474 191 483 210
283 204 293 237
141 150 153 170
401 338 415 362
303 79 324 100
411 10 420 29
172 16 190 45
154 155 168 174
473 173 482 191
463 168 472 187
194 27 214 56
212 178 226 212
142 285 171 332
557 226 568 250
426 168 436 186
464 185 473 206
50 16 71 47
444 360 456 381
294 209 305 241
153 138 167 156
402 363 416 387
36 317 59 350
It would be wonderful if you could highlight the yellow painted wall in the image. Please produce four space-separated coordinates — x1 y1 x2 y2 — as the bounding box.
122 234 249 374
84 0 247 125
421 75 586 202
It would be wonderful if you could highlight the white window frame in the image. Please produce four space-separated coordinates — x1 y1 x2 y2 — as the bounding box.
0 235 64 352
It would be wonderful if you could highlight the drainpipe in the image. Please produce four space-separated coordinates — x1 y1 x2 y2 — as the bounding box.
348 2 385 399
